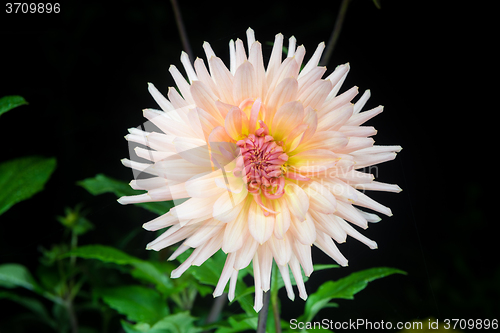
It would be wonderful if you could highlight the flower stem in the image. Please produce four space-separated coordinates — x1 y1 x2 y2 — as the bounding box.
170 0 193 61
271 262 282 333
205 293 227 325
257 290 270 333
66 299 79 333
320 0 351 66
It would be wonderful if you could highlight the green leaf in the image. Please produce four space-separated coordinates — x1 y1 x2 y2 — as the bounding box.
0 95 28 117
0 156 56 215
0 290 56 329
302 267 406 322
96 285 169 325
150 312 202 333
78 173 174 215
130 261 174 296
214 315 257 333
121 320 151 333
0 263 42 291
65 244 140 265
66 245 174 297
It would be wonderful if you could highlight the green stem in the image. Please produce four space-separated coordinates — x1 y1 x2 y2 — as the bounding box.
271 262 282 333
65 299 79 333
257 290 270 333
205 293 227 325
66 229 79 333
70 229 78 267
320 0 351 66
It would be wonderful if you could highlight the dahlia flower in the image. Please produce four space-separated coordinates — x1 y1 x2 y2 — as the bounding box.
119 28 401 312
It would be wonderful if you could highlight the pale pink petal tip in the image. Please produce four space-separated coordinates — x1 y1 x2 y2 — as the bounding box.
117 193 151 205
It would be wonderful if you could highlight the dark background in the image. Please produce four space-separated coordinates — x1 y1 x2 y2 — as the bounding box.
0 0 496 331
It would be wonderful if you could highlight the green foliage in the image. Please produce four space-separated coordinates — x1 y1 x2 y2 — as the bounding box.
0 291 57 329
96 285 169 325
0 95 28 117
65 245 175 296
78 173 175 215
56 205 94 236
300 267 406 323
0 156 57 215
0 263 43 292
64 244 140 265
121 312 202 333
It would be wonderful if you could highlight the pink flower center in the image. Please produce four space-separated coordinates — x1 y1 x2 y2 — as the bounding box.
235 120 288 211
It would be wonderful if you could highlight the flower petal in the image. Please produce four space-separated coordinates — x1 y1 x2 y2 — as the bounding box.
184 218 225 248
320 86 358 118
345 105 384 126
277 263 295 301
288 149 340 175
248 199 275 244
213 253 236 297
148 83 175 112
324 63 350 99
213 188 248 222
194 57 220 98
310 210 347 243
314 230 348 266
185 171 225 198
233 61 258 103
224 107 248 141
288 213 316 245
248 42 267 100
291 237 313 277
334 200 368 229
295 131 348 153
336 218 378 249
265 78 299 126
174 136 213 167
268 233 291 266
317 103 354 131
209 56 235 105
252 253 263 312
283 182 309 222
305 181 337 214
222 207 249 253
289 255 308 300
272 197 291 239
180 51 198 83
271 101 304 141
169 65 195 105
298 42 325 79
142 212 178 231
265 33 284 87
233 236 259 270
190 80 224 124
298 79 332 111
258 242 273 291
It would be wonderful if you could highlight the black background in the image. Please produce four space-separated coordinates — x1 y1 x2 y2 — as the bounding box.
0 0 496 331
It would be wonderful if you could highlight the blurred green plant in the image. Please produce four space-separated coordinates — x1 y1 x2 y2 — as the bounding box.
0 96 56 216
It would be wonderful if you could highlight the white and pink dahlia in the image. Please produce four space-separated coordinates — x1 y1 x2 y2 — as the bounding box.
119 28 401 312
